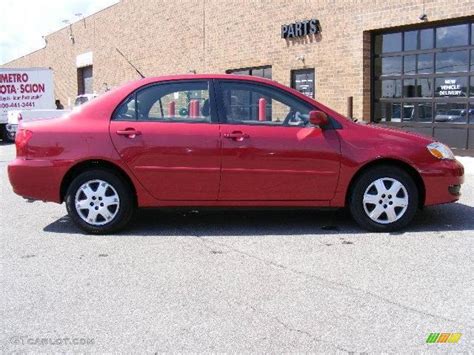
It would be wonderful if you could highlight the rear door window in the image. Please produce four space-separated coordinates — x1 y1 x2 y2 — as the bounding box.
113 80 212 123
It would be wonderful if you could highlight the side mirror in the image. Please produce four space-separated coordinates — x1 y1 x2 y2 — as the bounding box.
309 110 329 127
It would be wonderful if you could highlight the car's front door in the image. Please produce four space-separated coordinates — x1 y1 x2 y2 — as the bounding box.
109 80 221 200
216 80 341 201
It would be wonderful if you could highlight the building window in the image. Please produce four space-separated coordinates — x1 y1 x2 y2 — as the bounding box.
436 24 469 48
372 21 474 126
291 69 315 98
372 21 474 149
226 66 272 79
77 65 93 95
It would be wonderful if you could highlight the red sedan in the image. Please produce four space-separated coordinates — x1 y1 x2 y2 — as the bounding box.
8 74 464 234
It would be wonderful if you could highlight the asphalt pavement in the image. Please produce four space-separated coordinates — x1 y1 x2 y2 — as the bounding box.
1 141 473 353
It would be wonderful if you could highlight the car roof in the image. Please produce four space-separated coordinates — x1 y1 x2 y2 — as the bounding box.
78 73 349 126
127 73 276 88
106 74 278 104
119 73 314 105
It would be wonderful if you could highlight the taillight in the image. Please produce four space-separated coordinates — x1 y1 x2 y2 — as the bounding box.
15 129 33 157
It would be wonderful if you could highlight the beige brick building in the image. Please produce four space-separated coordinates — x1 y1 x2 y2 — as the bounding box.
2 0 474 149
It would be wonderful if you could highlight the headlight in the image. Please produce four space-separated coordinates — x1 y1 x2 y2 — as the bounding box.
427 142 455 160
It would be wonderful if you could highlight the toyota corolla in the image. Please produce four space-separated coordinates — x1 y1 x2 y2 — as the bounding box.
8 74 464 234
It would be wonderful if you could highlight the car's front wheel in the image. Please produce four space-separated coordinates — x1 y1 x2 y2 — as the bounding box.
349 166 419 232
65 169 135 234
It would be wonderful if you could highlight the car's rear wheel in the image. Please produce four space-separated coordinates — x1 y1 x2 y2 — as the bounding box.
65 169 135 234
349 166 418 232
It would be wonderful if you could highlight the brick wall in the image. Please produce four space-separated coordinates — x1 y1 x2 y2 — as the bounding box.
3 0 473 119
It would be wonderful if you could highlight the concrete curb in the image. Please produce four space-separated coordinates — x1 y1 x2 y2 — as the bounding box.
456 156 474 175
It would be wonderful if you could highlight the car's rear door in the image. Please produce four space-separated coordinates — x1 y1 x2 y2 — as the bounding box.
215 79 341 201
109 80 221 200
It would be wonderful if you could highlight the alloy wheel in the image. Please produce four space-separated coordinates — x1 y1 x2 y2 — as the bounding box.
362 177 409 224
74 179 120 226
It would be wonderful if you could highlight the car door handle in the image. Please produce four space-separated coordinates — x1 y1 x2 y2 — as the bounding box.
116 128 142 138
223 131 250 141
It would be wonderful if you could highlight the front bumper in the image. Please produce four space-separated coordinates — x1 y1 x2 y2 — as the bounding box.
8 158 68 203
421 159 464 206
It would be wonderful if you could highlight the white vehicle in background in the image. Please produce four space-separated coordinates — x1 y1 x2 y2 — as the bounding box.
6 93 98 141
7 109 70 131
1 67 99 142
74 93 98 106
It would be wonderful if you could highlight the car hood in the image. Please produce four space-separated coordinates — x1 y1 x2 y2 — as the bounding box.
344 123 434 153
337 122 439 163
359 122 435 145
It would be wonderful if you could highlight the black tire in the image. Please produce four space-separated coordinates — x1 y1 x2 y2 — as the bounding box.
6 129 16 142
65 169 135 234
349 165 419 232
1 125 15 143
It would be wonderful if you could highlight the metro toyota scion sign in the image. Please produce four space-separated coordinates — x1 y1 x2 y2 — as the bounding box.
0 68 54 121
281 19 322 39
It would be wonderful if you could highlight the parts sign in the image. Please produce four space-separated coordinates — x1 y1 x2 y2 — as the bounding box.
281 19 322 39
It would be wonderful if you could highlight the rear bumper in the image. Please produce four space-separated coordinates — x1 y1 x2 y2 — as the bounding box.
8 158 68 203
421 159 464 206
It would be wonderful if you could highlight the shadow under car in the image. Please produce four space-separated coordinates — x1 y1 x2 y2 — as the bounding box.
43 203 474 236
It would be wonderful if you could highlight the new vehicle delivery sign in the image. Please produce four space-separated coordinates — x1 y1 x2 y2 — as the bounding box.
0 68 54 121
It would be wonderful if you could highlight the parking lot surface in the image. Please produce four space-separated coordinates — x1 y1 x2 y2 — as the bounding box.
1 141 473 353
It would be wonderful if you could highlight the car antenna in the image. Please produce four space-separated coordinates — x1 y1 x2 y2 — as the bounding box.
115 48 145 78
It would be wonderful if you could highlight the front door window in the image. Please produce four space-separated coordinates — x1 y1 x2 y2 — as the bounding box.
219 81 312 126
